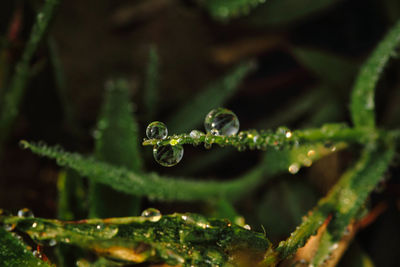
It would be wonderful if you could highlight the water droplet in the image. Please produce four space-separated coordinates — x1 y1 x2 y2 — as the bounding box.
18 208 34 218
4 224 15 232
33 250 42 259
285 131 292 138
288 163 300 174
204 108 239 136
170 139 179 146
141 208 162 222
146 121 168 139
190 130 203 139
307 150 316 157
243 224 251 230
153 145 184 167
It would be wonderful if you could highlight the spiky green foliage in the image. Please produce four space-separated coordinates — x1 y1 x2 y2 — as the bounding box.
20 137 338 203
263 143 394 263
0 227 50 267
0 0 59 154
89 79 143 218
351 19 400 128
0 213 270 266
167 61 256 133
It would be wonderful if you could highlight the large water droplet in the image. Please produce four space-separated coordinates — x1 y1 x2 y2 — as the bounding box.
146 121 168 139
204 108 239 136
18 208 34 218
141 208 162 222
153 145 184 167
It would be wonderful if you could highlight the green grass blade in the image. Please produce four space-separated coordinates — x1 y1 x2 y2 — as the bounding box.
200 0 267 20
264 141 394 264
89 79 143 218
0 0 59 154
0 227 51 267
350 19 400 128
20 140 338 202
167 61 255 133
143 45 159 121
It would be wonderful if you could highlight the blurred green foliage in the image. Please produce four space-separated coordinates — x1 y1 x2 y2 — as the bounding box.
1 0 400 266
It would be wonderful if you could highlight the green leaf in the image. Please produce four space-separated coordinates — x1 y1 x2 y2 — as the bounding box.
143 45 159 121
200 0 267 20
0 0 59 154
167 61 255 133
351 19 400 128
0 227 51 267
89 79 143 218
1 213 271 266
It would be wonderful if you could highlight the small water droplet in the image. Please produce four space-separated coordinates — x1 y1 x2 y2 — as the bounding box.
307 150 316 157
33 250 42 258
18 208 34 218
243 224 251 230
170 139 179 146
288 163 300 174
190 130 203 139
141 208 162 222
153 145 184 167
146 121 168 139
285 131 292 138
4 224 15 232
204 108 239 136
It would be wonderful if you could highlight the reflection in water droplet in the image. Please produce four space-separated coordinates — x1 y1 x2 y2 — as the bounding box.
204 108 239 136
18 208 34 218
190 130 203 139
243 224 251 230
146 121 168 139
153 145 184 167
141 208 162 222
289 163 300 174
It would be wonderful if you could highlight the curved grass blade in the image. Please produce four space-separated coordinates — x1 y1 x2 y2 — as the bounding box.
0 0 59 154
143 45 159 121
263 141 394 265
20 139 339 202
351 19 400 128
167 61 255 133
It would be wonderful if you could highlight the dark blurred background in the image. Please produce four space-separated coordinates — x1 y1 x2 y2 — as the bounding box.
1 0 400 266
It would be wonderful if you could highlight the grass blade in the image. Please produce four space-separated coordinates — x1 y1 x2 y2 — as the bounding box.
350 19 400 128
89 79 143 218
200 0 267 20
143 45 159 121
167 61 255 133
0 0 59 154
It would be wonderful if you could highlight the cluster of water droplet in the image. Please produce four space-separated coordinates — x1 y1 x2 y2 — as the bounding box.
146 122 184 167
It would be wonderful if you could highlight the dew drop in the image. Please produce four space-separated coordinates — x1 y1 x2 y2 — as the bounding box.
146 121 168 139
307 150 316 157
18 208 34 218
190 130 203 139
4 224 15 232
288 163 300 174
153 145 184 167
243 224 251 230
141 208 162 222
204 108 239 136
